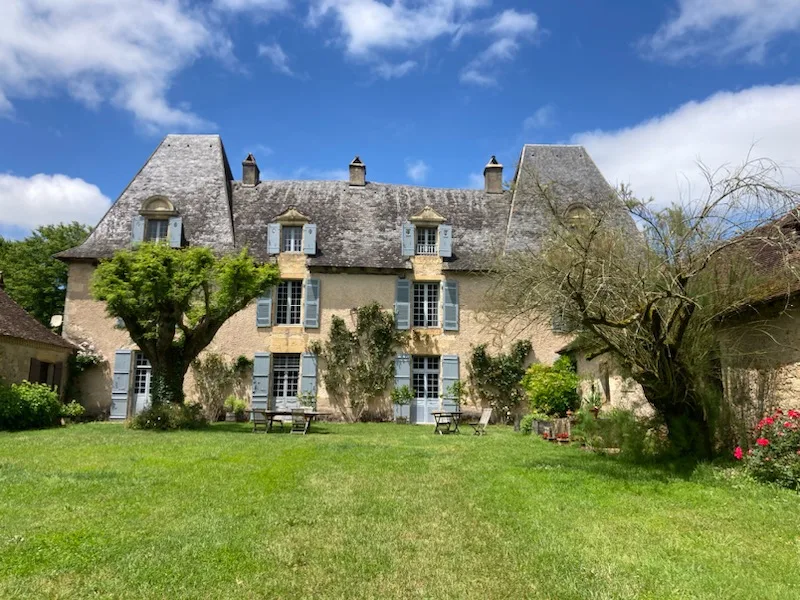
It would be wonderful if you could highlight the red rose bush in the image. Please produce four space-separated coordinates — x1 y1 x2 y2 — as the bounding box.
734 409 800 490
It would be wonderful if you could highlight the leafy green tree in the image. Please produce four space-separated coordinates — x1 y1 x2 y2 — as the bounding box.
521 356 580 417
91 244 279 405
0 223 91 325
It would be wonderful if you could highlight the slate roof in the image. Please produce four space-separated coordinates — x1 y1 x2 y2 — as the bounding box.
0 288 76 350
58 136 631 271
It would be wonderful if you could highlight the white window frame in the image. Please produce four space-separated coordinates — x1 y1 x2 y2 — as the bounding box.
272 354 301 400
281 226 303 253
416 227 438 255
412 356 439 399
276 280 303 325
134 353 152 398
413 282 439 328
145 218 169 243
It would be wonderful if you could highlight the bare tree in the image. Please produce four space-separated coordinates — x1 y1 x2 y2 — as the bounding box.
491 156 799 458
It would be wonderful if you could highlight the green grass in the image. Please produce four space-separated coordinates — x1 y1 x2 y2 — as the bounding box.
1 423 798 599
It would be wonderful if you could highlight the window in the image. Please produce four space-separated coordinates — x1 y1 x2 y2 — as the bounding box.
412 356 439 399
282 226 303 252
276 280 303 325
413 282 439 327
145 219 169 242
416 227 438 255
272 354 300 399
134 354 152 396
28 359 63 391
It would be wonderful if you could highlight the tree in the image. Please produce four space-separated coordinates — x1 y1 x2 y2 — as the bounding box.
92 243 279 405
468 340 532 428
0 223 91 325
491 157 799 458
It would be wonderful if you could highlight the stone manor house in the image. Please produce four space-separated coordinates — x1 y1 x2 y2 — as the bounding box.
59 135 628 423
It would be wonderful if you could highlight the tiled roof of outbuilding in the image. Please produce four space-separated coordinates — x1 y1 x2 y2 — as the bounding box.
0 288 75 350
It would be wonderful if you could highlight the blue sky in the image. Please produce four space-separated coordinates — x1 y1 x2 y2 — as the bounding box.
2 0 800 238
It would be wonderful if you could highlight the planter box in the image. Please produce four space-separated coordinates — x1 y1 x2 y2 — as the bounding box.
393 404 410 423
533 420 553 436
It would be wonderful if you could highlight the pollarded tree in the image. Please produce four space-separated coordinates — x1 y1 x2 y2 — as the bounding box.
92 243 279 404
491 157 799 458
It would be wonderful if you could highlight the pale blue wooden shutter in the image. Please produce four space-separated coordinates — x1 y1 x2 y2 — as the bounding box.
394 353 412 421
304 278 320 328
301 353 318 398
168 217 183 248
441 355 459 412
401 222 415 256
256 294 272 328
443 280 459 331
303 223 317 255
439 224 452 258
252 353 271 412
267 223 281 254
111 349 132 420
131 216 145 244
394 279 411 330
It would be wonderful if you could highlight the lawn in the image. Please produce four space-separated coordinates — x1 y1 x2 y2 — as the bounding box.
1 423 798 599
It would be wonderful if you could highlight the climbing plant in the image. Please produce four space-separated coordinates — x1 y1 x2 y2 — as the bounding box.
191 353 241 421
468 340 532 425
310 302 408 422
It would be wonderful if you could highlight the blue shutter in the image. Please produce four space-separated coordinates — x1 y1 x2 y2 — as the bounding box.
111 350 132 420
395 279 411 330
441 355 460 412
267 223 281 254
303 223 317 255
439 224 452 258
401 222 415 256
443 280 459 331
301 353 318 398
168 217 183 248
252 353 271 412
131 216 145 244
256 294 272 328
394 354 411 389
304 278 320 328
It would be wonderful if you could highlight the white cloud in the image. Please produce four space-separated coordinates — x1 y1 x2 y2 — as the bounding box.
258 42 294 76
460 9 538 86
571 84 800 208
643 0 800 63
405 159 429 183
374 60 417 79
0 173 111 229
523 104 555 130
214 0 289 11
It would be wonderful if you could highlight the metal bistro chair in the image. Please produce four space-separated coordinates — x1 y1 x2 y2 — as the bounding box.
291 408 310 435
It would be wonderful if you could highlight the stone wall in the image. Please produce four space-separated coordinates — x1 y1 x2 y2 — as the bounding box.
0 337 72 399
572 352 651 416
64 261 566 418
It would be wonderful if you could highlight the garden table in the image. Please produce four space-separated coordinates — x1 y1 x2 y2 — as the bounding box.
248 410 327 433
432 410 463 435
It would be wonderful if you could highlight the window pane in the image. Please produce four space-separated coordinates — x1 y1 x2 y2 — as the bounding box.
282 226 303 252
416 227 437 255
273 354 301 398
146 219 168 242
413 282 439 327
276 281 302 325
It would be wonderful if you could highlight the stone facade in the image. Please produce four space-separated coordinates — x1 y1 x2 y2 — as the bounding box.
570 351 651 416
0 337 72 399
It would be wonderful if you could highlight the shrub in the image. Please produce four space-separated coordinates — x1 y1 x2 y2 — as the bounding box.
573 408 666 462
130 402 208 431
224 395 248 421
0 381 62 431
520 356 579 417
520 411 552 435
734 408 800 490
390 385 414 406
61 401 86 421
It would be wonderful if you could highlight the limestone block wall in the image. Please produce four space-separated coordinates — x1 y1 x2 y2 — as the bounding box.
0 337 72 399
573 352 651 416
64 261 566 418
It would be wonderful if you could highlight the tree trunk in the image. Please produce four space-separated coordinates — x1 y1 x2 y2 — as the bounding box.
150 356 188 405
641 385 714 460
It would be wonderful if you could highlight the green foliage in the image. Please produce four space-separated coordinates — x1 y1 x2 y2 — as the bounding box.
129 402 208 431
0 381 62 431
468 340 532 420
390 384 414 406
233 355 254 374
442 381 466 406
61 401 86 421
191 352 238 421
519 411 552 435
520 356 580 417
736 409 800 490
573 408 666 462
223 395 248 421
0 222 92 325
92 244 279 404
313 302 408 421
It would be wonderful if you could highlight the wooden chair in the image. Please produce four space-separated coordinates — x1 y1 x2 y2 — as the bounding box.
470 408 492 435
291 408 309 435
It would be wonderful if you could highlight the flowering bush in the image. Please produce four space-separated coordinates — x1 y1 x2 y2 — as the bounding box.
734 409 800 490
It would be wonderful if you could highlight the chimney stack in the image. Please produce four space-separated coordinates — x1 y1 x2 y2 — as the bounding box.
349 156 366 186
242 154 260 186
484 156 503 194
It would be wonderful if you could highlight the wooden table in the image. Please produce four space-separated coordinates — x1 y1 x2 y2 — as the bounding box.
248 410 327 433
432 411 463 435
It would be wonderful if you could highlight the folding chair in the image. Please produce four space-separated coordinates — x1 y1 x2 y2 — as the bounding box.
290 408 310 435
470 408 492 435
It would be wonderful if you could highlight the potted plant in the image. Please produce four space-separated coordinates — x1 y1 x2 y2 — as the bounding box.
440 381 465 412
391 385 413 424
224 395 248 422
585 387 603 419
298 390 317 412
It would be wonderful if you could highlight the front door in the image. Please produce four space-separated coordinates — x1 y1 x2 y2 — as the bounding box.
412 356 440 424
133 353 152 415
271 354 301 411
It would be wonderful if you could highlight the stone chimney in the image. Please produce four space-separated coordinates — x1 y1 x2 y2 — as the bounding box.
242 154 260 186
484 156 503 194
349 156 366 186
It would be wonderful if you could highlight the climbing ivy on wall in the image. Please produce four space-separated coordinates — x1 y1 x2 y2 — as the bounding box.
468 340 532 423
310 303 408 422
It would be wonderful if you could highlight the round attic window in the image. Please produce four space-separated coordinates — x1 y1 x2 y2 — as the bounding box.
140 196 176 216
565 204 591 227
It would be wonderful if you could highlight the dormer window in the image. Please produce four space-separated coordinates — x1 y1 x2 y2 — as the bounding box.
416 227 438 255
146 219 169 243
267 208 317 256
282 226 303 253
132 196 183 248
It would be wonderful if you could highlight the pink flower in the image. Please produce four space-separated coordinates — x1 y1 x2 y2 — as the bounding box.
766 417 775 425
748 449 754 456
785 422 794 428
733 447 743 460
765 457 772 462
788 410 800 419
756 438 770 446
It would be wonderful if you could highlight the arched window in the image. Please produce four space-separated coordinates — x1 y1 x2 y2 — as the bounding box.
138 196 177 243
565 204 591 228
